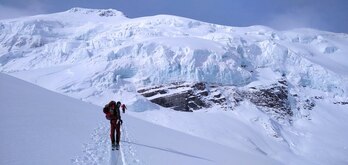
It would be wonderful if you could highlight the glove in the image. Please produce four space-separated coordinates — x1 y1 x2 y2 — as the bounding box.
119 119 123 125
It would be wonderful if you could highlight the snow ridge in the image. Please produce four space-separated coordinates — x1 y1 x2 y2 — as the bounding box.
67 7 125 17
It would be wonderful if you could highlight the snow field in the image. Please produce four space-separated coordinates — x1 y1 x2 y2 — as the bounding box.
0 73 280 165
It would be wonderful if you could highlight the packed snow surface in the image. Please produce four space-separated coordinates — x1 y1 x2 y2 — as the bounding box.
0 73 103 164
0 73 281 165
1 8 348 165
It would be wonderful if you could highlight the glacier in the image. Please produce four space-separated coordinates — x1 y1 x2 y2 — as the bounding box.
1 8 347 96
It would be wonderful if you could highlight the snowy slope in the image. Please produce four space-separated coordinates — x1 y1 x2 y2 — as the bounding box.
119 113 281 165
0 73 280 165
0 73 103 164
130 101 348 165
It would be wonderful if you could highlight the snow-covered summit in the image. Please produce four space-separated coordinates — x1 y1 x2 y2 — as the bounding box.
1 8 348 101
66 7 126 17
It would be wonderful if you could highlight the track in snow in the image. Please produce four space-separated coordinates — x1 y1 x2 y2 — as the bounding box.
72 120 140 165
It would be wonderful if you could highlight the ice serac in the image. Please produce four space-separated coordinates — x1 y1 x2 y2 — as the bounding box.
0 8 347 111
0 8 347 115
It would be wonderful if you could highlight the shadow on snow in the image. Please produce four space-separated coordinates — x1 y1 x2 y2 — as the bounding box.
121 140 213 162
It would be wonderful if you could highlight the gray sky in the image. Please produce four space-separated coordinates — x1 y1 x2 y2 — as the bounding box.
0 0 347 33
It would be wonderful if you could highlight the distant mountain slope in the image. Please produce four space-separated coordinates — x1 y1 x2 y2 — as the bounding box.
0 8 347 104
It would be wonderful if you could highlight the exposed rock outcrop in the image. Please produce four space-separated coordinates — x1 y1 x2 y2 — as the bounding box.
138 79 299 122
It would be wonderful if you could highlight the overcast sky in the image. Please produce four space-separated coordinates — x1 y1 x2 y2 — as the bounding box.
0 0 347 33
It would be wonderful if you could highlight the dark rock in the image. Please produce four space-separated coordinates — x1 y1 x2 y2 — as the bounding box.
278 79 287 85
198 91 209 96
137 89 147 93
210 98 226 104
142 91 158 97
138 80 297 122
158 90 167 94
314 96 323 99
303 99 315 110
213 94 221 98
137 85 164 93
239 82 293 119
194 82 206 90
334 101 348 105
138 82 215 111
151 92 191 111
